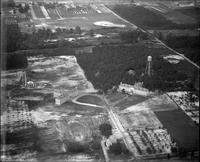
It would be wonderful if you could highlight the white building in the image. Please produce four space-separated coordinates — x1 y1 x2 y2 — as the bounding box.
118 82 153 97
54 88 79 105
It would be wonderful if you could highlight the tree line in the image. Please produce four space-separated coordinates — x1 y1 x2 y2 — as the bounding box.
2 23 82 52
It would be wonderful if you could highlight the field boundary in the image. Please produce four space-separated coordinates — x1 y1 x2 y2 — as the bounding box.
106 5 200 69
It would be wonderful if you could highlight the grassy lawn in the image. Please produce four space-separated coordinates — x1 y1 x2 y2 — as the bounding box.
155 109 199 151
106 92 127 103
76 95 105 106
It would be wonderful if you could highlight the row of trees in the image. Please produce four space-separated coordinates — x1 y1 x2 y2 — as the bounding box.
2 0 15 8
2 0 29 13
99 123 130 155
120 30 149 43
18 4 30 13
3 23 82 52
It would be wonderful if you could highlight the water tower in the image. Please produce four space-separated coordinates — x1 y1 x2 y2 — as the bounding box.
145 56 153 77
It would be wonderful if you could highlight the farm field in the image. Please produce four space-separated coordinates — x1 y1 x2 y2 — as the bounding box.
155 109 199 151
119 110 162 130
122 94 179 113
176 7 200 23
164 10 198 25
31 5 45 19
30 3 132 30
115 95 149 111
116 94 175 156
116 92 199 155
106 92 127 103
110 5 199 29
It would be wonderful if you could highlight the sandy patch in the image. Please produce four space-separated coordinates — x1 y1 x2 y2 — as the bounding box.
28 55 97 93
163 54 184 64
122 94 177 113
93 21 126 28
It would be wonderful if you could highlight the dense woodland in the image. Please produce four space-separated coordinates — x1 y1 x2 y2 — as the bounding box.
77 45 197 92
164 35 200 66
3 54 28 70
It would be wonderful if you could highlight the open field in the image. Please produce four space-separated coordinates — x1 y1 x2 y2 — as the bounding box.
115 95 149 110
106 92 127 103
155 109 199 151
176 7 200 23
116 94 175 156
117 93 199 154
122 94 179 113
110 5 199 29
30 4 132 30
76 95 105 106
119 110 162 130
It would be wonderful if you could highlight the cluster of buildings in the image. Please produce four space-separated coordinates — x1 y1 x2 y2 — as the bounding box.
118 82 154 97
168 92 199 124
128 129 174 155
1 100 33 133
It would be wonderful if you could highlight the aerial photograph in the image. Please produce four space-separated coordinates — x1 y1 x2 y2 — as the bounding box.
0 0 199 161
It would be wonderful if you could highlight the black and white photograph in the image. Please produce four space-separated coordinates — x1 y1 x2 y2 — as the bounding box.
1 0 199 162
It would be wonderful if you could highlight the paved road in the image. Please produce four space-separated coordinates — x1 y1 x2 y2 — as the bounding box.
102 96 139 158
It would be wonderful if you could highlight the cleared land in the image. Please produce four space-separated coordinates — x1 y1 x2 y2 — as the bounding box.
106 92 127 103
30 4 132 30
115 95 149 110
110 5 199 29
76 95 105 106
155 109 199 151
27 55 96 93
